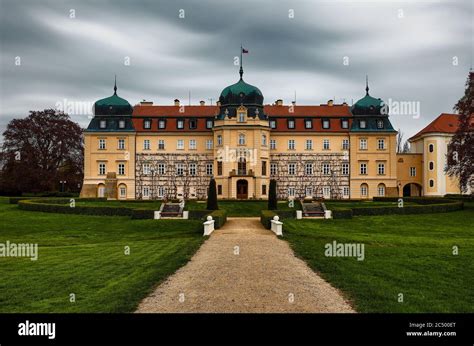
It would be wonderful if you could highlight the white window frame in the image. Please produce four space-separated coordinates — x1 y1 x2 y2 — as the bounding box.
323 139 330 150
378 163 385 175
118 139 125 150
177 139 184 150
262 134 267 146
189 139 197 150
177 119 184 129
410 167 416 177
288 139 295 150
206 163 213 175
99 120 107 129
158 163 166 175
270 139 276 150
288 187 296 197
118 163 125 175
360 139 367 150
118 120 125 129
143 163 151 175
238 134 246 145
143 186 150 198
360 163 367 175
158 139 165 150
176 163 185 176
189 162 197 176
305 139 313 150
158 119 166 129
343 186 350 197
342 139 349 150
99 139 106 150
342 163 349 176
206 139 213 150
98 162 106 175
305 163 313 175
322 163 330 175
361 184 368 197
270 163 277 176
378 184 385 196
378 139 385 150
143 139 150 150
288 163 296 175
217 135 223 146
144 120 151 129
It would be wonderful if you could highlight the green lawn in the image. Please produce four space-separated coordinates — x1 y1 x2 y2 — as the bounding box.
325 201 416 209
0 198 204 312
186 200 299 217
283 202 474 312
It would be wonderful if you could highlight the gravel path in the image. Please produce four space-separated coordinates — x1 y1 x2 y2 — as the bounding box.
136 217 355 313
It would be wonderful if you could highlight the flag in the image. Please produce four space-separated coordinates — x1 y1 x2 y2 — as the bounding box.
242 48 249 54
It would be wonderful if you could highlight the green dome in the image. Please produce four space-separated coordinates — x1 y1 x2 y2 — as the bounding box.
93 81 133 115
95 94 131 107
219 78 264 105
352 84 386 115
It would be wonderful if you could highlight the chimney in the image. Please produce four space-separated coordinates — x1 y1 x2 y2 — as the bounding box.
276 99 283 106
342 101 348 106
200 100 205 106
174 99 180 106
327 99 334 106
140 100 153 106
291 101 296 106
216 101 221 106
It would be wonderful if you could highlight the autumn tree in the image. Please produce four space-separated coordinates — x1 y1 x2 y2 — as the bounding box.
0 109 83 194
446 71 474 193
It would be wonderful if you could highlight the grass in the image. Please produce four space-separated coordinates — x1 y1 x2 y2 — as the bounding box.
186 200 299 217
0 197 204 312
283 202 474 312
325 201 416 209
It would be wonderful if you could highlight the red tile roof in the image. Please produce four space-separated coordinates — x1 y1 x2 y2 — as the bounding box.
409 113 460 141
265 105 352 117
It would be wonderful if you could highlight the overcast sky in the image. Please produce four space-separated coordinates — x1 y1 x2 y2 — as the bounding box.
0 0 472 139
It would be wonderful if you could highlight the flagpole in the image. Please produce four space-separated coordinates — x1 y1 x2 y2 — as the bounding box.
240 44 243 79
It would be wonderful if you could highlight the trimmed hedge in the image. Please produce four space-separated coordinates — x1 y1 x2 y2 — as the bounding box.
331 208 353 219
351 202 463 216
18 199 133 216
260 210 278 229
131 209 155 219
209 209 227 229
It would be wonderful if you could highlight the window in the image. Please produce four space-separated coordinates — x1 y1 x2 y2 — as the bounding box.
270 163 277 175
322 163 330 175
306 139 313 150
429 144 434 152
305 119 312 129
287 119 295 129
270 120 277 129
142 186 150 198
429 179 434 187
118 139 125 150
410 167 416 177
262 134 267 146
206 140 213 150
189 139 197 150
342 163 349 175
288 163 296 175
99 139 106 150
322 119 330 129
323 139 330 150
342 139 349 150
360 139 367 150
176 163 184 176
119 185 126 198
377 183 385 196
343 186 350 197
262 161 267 176
144 120 151 129
158 163 166 175
376 119 384 129
177 119 184 129
238 134 246 145
158 139 165 150
206 163 213 175
217 161 223 176
378 139 385 150
360 163 367 175
288 187 296 197
270 139 276 150
429 161 434 170
359 120 367 129
206 119 213 129
238 112 245 122
189 119 197 129
238 157 247 175
158 119 166 129
305 187 313 197
99 120 107 129
378 163 385 175
143 139 150 150
217 185 223 195
118 163 125 175
143 163 151 175
217 135 223 146
189 163 197 176
305 163 313 175
98 162 106 175
341 119 349 129
118 120 125 129
323 187 331 198
262 184 267 195
360 184 368 197
158 186 165 198
177 139 184 150
288 139 295 150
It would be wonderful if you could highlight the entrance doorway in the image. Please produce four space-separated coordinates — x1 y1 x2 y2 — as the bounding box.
237 179 248 199
403 183 422 197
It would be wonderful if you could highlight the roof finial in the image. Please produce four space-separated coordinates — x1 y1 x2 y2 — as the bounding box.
114 75 117 95
239 44 244 79
365 75 369 95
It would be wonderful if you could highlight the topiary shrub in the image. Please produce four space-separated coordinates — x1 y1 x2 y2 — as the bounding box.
260 210 278 229
206 178 218 210
268 179 277 210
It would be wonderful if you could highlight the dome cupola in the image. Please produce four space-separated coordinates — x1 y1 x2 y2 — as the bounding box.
351 77 387 116
93 77 133 116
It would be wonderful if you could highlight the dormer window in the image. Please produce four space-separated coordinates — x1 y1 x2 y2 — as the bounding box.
206 119 213 129
360 120 367 129
143 119 151 129
341 119 349 129
189 119 197 129
158 119 166 129
270 119 277 129
99 120 107 129
118 120 125 129
376 119 384 129
238 112 245 122
287 119 295 129
322 119 330 129
177 119 184 129
305 119 313 129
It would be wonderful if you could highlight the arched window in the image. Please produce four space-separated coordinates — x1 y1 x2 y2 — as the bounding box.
360 183 368 197
238 112 245 122
118 184 127 199
238 157 247 175
429 179 435 188
377 183 385 197
97 184 105 198
262 134 267 146
429 144 434 153
239 134 246 145
429 161 434 170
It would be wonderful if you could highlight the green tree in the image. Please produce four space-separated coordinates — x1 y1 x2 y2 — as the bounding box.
206 178 218 210
268 179 277 210
446 71 474 193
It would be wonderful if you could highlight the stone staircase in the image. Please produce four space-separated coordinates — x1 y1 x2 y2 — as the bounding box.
301 201 325 218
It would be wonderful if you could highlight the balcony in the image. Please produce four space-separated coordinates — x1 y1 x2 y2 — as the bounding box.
229 169 255 177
